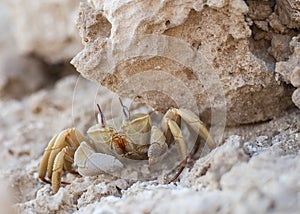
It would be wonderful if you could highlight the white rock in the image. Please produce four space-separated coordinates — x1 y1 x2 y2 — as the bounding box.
6 0 82 63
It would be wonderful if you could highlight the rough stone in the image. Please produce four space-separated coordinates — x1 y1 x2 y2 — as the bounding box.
71 0 293 127
276 0 300 29
276 35 300 84
268 34 292 61
292 88 300 108
188 135 249 190
268 12 289 34
1 77 299 214
247 0 274 21
1 1 300 214
5 0 83 63
275 34 300 109
291 66 300 88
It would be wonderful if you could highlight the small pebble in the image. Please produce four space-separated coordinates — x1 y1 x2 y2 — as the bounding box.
291 66 300 88
292 88 300 108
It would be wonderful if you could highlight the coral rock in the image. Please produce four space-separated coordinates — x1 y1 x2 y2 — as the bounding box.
292 88 300 108
276 0 300 29
291 66 300 88
71 0 293 127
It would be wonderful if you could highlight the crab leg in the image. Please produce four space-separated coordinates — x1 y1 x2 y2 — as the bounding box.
46 129 71 179
169 108 216 149
64 160 78 175
165 119 188 182
160 108 216 182
46 128 84 179
38 128 85 190
51 148 67 193
38 134 58 183
148 126 168 165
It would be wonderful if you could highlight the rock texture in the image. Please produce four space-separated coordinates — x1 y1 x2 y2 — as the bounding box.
71 0 295 126
0 74 298 214
7 108 299 214
276 35 300 109
292 88 300 108
6 0 82 63
72 132 300 214
1 1 300 214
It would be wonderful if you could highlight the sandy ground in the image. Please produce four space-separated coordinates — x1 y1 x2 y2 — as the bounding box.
0 1 299 213
0 75 299 214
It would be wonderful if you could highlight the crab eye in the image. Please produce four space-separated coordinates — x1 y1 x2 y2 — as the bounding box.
119 98 130 120
97 104 106 127
122 105 130 120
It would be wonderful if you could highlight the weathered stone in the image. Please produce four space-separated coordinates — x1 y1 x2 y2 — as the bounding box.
292 88 300 108
268 34 292 61
291 66 300 88
276 0 300 29
71 0 293 127
247 0 274 21
276 35 300 83
6 0 82 63
275 34 300 109
268 12 289 34
1 1 300 213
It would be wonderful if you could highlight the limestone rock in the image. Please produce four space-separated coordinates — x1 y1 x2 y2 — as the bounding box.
291 66 300 88
71 0 293 127
5 107 299 213
276 35 300 109
74 129 300 214
188 135 249 190
292 88 300 108
276 35 300 83
6 0 82 63
276 0 300 29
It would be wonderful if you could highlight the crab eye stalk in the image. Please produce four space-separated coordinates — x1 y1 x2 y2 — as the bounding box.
97 104 106 127
119 98 130 120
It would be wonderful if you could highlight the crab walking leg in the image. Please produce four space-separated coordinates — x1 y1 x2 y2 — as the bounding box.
189 135 204 159
46 128 84 179
166 119 188 182
148 126 168 165
69 128 87 148
51 148 68 193
38 134 58 183
161 109 181 145
64 159 78 175
46 129 70 179
173 109 216 149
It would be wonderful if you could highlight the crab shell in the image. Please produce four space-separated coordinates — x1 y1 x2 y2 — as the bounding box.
74 113 157 176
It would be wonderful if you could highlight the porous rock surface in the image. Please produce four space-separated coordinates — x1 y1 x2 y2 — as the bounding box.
1 74 298 214
1 1 300 214
276 35 300 108
71 0 295 126
6 104 299 214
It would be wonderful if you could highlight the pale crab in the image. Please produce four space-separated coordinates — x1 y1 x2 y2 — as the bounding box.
38 99 216 193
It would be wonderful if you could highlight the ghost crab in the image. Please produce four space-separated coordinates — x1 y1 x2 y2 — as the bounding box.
38 99 216 193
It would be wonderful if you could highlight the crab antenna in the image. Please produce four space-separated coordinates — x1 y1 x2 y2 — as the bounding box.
119 98 130 120
97 104 106 127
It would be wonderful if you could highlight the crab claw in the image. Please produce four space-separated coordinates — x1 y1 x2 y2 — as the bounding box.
74 142 124 176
